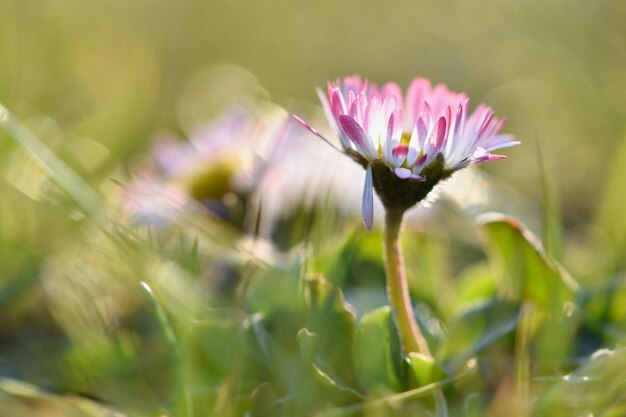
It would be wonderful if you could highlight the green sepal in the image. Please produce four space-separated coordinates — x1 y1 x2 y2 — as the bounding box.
371 154 451 213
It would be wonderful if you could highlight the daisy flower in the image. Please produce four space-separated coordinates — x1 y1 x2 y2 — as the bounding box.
294 75 519 229
122 104 290 228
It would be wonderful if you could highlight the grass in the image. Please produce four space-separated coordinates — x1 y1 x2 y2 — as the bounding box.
1 102 625 417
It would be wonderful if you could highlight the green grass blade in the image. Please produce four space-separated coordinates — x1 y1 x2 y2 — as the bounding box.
0 104 106 224
139 282 194 417
314 369 475 417
537 138 563 261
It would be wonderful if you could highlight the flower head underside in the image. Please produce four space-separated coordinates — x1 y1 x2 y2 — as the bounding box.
294 76 520 228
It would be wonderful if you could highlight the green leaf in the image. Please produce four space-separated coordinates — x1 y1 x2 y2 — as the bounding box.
438 299 519 370
297 328 320 363
310 364 365 401
353 306 404 392
322 226 363 287
406 352 445 387
0 378 128 417
478 214 578 311
449 262 497 315
297 328 364 401
303 276 357 382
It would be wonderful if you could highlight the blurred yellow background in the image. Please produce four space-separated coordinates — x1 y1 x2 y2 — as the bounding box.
1 0 625 235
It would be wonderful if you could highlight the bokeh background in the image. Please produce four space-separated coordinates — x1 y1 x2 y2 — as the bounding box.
1 0 625 415
2 0 626 221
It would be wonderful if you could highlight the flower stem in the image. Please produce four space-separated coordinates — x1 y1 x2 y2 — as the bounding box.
383 209 431 356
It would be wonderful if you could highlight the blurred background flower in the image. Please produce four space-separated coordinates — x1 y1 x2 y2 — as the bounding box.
120 96 366 243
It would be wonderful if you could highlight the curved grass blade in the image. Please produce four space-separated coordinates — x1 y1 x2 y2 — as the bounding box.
139 282 193 417
313 369 475 417
0 104 107 224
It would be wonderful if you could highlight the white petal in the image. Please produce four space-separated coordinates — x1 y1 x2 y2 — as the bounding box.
406 125 421 166
362 164 374 230
339 116 378 160
484 134 521 151
383 110 402 165
292 115 341 151
394 167 425 181
316 87 339 136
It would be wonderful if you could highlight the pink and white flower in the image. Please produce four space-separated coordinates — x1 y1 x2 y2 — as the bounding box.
151 105 286 197
121 105 291 228
294 75 519 229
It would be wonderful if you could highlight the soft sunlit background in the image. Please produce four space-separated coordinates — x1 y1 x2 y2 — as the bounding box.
1 0 625 416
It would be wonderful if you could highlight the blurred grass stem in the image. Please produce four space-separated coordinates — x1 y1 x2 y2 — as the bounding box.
0 103 106 225
383 209 430 356
140 282 194 417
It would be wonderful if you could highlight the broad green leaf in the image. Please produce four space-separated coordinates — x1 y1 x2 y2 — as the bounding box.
296 277 361 404
353 306 404 392
438 299 519 370
406 352 445 387
310 364 365 401
299 325 363 403
479 215 580 372
449 262 497 316
320 230 387 290
402 230 453 316
297 328 364 401
303 276 357 383
321 226 363 287
297 328 320 363
479 214 578 311
305 275 357 318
